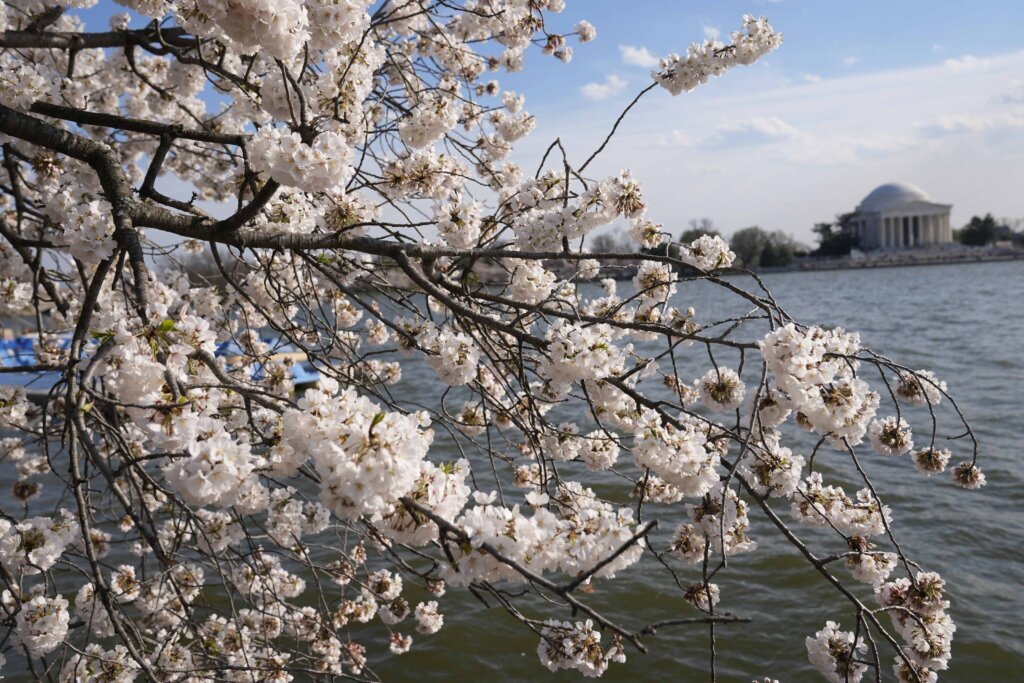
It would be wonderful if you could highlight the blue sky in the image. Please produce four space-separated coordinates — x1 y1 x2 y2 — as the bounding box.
499 0 1024 243
74 0 1024 244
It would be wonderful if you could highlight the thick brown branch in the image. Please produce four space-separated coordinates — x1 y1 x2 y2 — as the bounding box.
0 26 193 50
30 101 246 145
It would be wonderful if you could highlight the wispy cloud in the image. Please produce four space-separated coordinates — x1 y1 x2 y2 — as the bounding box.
658 130 699 147
1000 79 1024 104
661 116 800 149
918 111 1024 137
715 116 800 142
619 44 660 68
702 25 720 39
580 74 629 101
943 55 984 72
842 55 862 66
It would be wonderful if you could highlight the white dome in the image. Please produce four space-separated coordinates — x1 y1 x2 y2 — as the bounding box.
857 182 933 212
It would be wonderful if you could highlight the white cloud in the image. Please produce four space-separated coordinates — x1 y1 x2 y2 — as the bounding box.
918 111 1024 137
580 74 629 101
702 25 720 39
780 133 917 166
657 130 699 147
661 116 800 149
619 44 660 68
842 55 862 66
710 116 801 146
1000 79 1024 104
943 54 984 72
802 74 823 84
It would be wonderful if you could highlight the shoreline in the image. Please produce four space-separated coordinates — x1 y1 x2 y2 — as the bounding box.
757 249 1024 275
594 247 1024 280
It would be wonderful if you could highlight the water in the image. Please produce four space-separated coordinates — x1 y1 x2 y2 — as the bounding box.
5 260 1022 681
371 259 1024 682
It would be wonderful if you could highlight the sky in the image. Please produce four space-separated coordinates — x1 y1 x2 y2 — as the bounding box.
73 0 1024 246
496 0 1024 244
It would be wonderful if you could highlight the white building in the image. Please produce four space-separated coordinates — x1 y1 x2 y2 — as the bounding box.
848 182 952 250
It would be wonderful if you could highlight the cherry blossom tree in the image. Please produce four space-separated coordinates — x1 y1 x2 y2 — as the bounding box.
0 2 984 681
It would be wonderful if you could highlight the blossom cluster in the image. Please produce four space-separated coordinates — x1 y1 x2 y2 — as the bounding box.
654 15 782 95
877 571 955 675
0 512 79 575
279 379 436 521
760 323 877 446
538 619 626 678
806 621 867 683
668 489 756 563
791 472 892 537
509 259 557 304
0 55 57 111
510 170 648 251
541 319 628 392
633 411 720 497
250 128 355 192
42 174 118 265
192 0 311 60
400 95 460 149
440 485 644 586
15 594 70 657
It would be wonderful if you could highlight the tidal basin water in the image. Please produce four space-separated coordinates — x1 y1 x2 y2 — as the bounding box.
370 259 1024 682
6 260 1022 682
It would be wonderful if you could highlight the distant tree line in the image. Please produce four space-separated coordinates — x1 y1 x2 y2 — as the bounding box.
812 212 858 257
592 218 803 271
590 231 637 254
953 214 1024 247
728 226 800 268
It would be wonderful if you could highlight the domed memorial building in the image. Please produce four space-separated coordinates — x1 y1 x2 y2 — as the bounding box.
848 182 952 250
